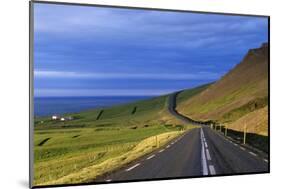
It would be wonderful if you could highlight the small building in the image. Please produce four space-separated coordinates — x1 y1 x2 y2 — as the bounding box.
52 115 59 120
52 115 72 122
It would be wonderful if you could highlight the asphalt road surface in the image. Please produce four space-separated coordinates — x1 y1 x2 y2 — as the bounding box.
96 92 269 182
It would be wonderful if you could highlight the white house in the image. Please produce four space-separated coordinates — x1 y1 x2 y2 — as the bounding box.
52 115 59 120
51 115 72 122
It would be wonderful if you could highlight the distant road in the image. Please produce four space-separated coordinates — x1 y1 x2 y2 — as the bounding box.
167 91 196 124
96 92 268 182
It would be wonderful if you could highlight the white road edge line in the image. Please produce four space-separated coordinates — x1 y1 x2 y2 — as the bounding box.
146 154 156 160
249 152 257 157
209 165 216 175
105 179 112 182
166 145 170 148
204 141 208 148
126 163 141 171
264 159 268 163
159 149 164 153
201 128 209 175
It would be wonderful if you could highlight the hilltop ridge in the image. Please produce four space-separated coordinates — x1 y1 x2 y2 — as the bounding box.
176 43 268 135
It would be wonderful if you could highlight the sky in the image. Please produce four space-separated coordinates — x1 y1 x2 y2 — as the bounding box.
34 3 268 97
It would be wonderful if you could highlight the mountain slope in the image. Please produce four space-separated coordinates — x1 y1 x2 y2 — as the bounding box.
176 43 268 134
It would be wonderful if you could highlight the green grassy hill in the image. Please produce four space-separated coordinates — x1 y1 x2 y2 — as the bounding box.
176 43 268 136
176 83 212 105
34 84 204 186
35 95 180 130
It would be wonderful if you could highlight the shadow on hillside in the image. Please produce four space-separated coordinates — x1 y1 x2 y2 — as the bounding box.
213 126 268 154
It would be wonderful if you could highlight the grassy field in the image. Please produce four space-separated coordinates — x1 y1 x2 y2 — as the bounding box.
35 95 180 129
34 88 204 186
34 125 196 185
34 125 185 185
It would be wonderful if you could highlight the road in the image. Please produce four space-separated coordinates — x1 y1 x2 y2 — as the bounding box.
96 92 269 182
168 91 202 125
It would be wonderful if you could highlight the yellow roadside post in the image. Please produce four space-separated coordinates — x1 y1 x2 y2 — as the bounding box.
243 123 247 144
157 135 159 148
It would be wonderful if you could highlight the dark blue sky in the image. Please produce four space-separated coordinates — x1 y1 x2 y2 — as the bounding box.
34 3 268 97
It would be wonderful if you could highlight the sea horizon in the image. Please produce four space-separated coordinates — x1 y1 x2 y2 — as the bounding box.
34 95 156 117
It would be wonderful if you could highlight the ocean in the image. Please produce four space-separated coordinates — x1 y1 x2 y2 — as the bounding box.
34 96 153 117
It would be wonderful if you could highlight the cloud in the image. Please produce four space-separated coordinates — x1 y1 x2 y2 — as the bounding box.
33 3 268 97
34 70 220 80
34 3 268 50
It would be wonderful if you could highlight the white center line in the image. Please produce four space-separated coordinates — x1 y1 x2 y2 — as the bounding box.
202 131 205 138
146 154 156 160
209 165 216 175
204 141 208 148
233 143 238 146
126 163 141 171
200 128 208 175
249 152 257 157
159 149 164 153
206 149 212 160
